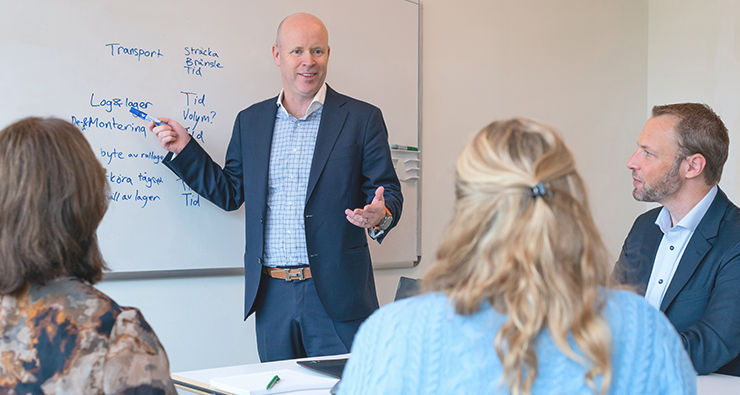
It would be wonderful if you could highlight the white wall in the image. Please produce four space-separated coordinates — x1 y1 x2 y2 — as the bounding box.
98 276 256 372
97 0 650 374
647 0 740 201
418 0 648 263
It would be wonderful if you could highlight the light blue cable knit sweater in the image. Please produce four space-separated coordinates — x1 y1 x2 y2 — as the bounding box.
339 290 696 395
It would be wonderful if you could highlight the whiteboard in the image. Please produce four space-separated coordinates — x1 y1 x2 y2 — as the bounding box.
0 0 420 275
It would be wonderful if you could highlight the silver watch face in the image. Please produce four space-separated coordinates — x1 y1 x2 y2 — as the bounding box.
378 213 392 230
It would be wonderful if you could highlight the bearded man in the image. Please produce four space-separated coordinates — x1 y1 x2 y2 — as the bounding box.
613 103 740 376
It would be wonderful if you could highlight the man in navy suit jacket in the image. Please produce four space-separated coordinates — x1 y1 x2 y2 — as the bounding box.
613 103 740 376
150 13 402 362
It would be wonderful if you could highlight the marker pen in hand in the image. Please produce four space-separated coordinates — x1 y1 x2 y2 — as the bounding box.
129 107 162 126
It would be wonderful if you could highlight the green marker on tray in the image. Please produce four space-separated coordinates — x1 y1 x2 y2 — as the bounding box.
390 144 418 151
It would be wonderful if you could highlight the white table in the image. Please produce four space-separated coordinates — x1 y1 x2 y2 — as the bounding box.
697 373 740 394
173 356 739 395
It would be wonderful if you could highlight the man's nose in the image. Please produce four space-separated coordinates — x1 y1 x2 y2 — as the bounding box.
626 150 640 170
300 53 315 66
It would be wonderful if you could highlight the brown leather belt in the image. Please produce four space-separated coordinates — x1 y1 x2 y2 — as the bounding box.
262 266 312 281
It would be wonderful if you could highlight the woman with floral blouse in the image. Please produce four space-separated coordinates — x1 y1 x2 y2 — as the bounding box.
0 117 176 394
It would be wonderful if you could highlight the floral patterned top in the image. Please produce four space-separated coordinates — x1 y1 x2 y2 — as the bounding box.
0 276 176 394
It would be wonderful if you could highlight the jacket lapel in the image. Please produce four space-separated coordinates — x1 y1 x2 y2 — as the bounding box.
306 86 348 202
659 189 727 311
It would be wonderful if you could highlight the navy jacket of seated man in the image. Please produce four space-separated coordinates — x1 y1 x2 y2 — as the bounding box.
613 188 740 376
163 85 403 325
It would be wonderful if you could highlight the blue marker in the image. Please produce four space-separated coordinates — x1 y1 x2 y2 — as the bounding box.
129 107 162 126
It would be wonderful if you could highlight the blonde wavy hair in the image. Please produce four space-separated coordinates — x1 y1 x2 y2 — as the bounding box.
425 118 612 395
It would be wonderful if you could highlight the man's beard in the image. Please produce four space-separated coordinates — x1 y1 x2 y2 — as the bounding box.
633 157 682 202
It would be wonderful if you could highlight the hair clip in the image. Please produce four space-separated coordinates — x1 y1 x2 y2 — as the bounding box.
527 182 547 198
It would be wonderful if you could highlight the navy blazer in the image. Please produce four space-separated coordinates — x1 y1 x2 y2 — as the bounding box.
613 188 740 376
164 86 403 323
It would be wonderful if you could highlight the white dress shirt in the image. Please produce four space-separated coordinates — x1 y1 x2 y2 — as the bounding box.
645 185 718 309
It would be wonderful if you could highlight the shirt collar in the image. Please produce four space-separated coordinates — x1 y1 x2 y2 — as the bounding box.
655 185 718 233
276 83 327 119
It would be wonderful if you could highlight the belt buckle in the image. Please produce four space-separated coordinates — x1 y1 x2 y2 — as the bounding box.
284 268 305 282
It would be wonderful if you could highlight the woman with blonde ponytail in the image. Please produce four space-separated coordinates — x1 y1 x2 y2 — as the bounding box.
339 118 696 395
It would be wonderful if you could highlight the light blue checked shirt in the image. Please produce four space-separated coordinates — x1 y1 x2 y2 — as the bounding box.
645 185 717 309
263 84 327 267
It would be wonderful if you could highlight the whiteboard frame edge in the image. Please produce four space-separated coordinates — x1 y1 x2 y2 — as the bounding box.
102 267 244 281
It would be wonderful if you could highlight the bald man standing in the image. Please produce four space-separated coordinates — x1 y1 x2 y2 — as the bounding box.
151 13 402 361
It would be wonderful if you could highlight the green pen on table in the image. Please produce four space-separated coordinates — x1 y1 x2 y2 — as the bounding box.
266 374 280 390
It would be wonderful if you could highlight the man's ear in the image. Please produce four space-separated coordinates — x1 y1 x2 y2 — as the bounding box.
684 153 707 180
272 44 281 67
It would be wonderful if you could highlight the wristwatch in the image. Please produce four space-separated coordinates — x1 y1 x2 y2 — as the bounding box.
369 208 393 240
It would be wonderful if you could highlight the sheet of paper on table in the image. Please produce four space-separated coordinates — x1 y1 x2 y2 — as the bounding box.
210 369 339 395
